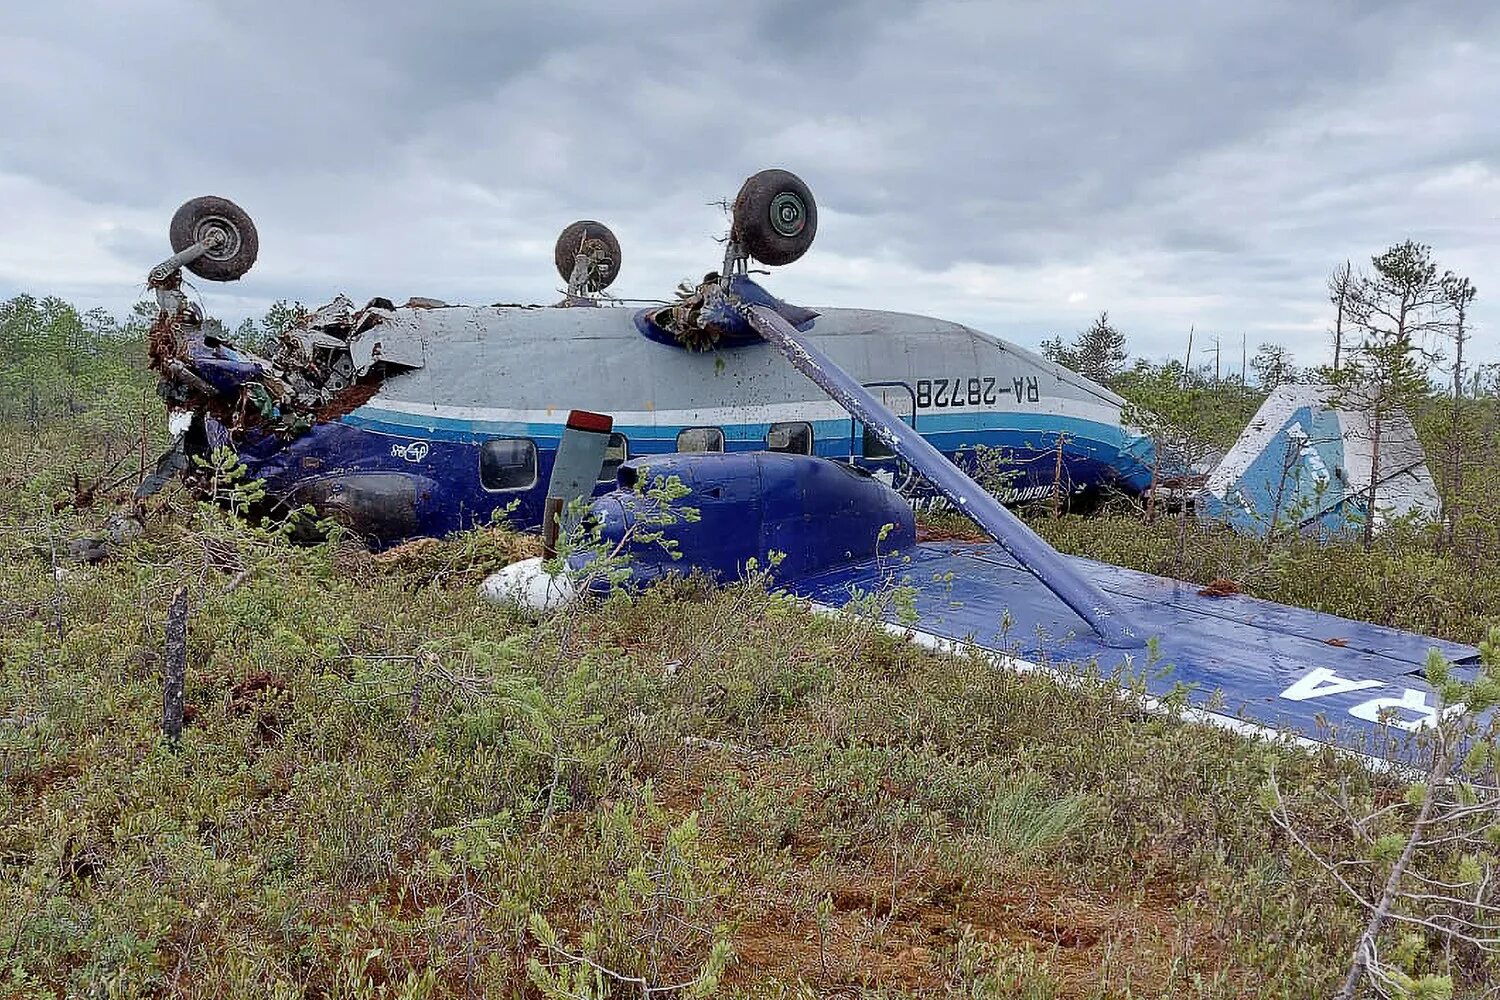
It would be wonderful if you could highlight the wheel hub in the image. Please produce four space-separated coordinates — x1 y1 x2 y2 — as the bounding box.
769 192 806 237
193 216 242 261
581 237 612 266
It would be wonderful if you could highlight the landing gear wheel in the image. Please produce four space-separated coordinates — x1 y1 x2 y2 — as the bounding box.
731 168 817 266
554 220 622 292
169 196 259 282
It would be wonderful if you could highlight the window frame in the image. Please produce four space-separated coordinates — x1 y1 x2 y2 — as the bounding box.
766 420 814 455
675 426 726 453
478 437 539 492
857 382 916 461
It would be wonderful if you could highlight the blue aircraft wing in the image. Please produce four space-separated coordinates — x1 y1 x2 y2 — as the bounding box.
736 298 1489 767
789 541 1486 766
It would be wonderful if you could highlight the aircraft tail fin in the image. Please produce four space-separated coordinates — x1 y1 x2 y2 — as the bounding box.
1200 383 1441 537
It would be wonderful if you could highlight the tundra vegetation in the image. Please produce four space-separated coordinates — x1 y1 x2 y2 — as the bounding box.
2 238 1499 999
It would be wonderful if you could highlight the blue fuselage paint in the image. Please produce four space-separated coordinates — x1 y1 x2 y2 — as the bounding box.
281 407 1144 541
573 451 919 587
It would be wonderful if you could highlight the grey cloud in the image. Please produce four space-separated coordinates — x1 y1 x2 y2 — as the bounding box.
1 0 1497 364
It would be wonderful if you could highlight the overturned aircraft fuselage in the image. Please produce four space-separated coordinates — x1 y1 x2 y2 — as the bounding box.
141 186 1440 549
150 286 1159 545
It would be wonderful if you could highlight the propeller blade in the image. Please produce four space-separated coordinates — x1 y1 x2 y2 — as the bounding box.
543 409 614 557
742 303 1141 648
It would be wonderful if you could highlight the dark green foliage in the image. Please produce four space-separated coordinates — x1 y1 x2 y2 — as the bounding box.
1250 343 1299 391
1040 311 1128 385
241 300 312 355
1112 357 1265 455
1031 512 1500 646
0 294 153 433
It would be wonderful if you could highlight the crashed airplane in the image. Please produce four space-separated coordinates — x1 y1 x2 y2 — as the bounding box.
138 168 1483 767
141 174 1169 541
139 178 1438 547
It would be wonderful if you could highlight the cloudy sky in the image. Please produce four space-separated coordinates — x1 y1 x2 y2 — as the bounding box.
2 0 1497 367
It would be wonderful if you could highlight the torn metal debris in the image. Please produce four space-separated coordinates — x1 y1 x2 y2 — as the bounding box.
1199 383 1442 537
140 278 431 497
650 273 735 351
645 272 820 351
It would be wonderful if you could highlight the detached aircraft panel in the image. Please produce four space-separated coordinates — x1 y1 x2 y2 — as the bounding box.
1201 383 1442 536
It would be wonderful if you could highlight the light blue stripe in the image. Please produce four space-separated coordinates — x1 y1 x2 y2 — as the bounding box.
340 407 1141 472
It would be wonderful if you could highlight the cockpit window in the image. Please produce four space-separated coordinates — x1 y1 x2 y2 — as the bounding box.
599 433 628 483
766 421 813 455
676 427 725 453
480 438 537 491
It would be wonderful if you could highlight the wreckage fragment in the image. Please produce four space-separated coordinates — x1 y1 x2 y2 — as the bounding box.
149 292 423 423
651 273 733 351
139 288 430 498
644 273 819 351
1199 383 1442 537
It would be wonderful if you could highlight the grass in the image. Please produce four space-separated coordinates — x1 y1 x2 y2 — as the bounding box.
1 363 1497 996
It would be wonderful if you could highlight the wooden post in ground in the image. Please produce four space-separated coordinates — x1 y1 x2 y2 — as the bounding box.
163 585 188 744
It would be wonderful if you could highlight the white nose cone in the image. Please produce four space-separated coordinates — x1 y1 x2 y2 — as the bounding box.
479 557 575 612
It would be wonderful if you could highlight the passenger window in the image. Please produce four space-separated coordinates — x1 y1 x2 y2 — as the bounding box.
480 438 537 491
766 421 813 455
599 433 628 483
676 427 724 453
860 383 914 460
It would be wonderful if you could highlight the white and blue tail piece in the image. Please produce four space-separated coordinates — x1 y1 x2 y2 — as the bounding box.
1200 383 1441 537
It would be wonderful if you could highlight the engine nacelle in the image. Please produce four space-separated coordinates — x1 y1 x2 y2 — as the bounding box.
573 451 915 589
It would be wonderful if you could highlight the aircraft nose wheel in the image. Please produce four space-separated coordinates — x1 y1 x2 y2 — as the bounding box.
732 168 818 266
167 196 259 282
555 220 622 296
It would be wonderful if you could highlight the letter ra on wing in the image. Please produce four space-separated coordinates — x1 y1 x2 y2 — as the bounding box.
1280 667 1466 733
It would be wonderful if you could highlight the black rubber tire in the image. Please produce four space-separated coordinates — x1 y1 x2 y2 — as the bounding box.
169 196 259 282
732 168 817 266
554 220 622 291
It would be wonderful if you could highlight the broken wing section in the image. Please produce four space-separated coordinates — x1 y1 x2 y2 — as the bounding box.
1199 383 1441 537
791 541 1485 767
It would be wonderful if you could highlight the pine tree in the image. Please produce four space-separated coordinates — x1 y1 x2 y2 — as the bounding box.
1340 241 1450 550
1250 343 1297 390
1041 312 1127 386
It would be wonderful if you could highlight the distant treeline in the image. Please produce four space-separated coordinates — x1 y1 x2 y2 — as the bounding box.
0 294 154 429
0 294 315 430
